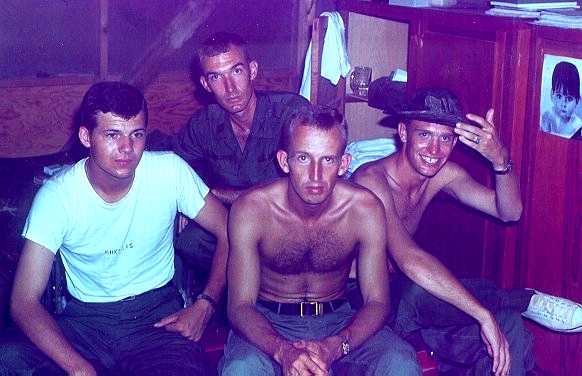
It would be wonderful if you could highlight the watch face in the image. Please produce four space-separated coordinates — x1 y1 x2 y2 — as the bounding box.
341 340 350 355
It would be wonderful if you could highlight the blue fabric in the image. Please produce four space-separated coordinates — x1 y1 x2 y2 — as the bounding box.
220 302 421 376
0 285 207 376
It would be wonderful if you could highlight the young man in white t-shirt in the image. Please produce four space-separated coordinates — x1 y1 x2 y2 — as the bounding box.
0 82 228 375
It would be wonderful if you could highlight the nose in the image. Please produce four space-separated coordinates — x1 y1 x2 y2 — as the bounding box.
309 161 323 182
119 135 133 154
223 75 235 94
427 136 440 154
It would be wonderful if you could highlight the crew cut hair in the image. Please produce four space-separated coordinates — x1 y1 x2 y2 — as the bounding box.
280 106 348 152
78 81 148 132
196 32 249 62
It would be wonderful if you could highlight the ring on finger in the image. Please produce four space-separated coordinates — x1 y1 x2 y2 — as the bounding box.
475 136 481 144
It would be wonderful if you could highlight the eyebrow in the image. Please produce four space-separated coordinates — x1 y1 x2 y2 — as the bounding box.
205 62 245 77
102 128 146 133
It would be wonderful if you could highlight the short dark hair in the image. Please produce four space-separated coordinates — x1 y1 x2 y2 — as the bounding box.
552 61 580 101
196 32 249 64
281 106 348 152
79 81 148 132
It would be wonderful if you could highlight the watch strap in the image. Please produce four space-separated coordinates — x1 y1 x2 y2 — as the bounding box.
196 293 217 310
494 159 513 175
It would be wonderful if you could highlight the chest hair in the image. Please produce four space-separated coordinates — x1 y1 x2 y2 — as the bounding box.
264 228 356 275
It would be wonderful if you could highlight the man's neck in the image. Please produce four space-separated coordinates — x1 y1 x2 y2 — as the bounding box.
286 184 333 222
229 92 258 150
390 153 429 195
85 160 134 203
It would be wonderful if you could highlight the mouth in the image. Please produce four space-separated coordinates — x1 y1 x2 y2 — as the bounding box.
225 95 241 102
115 159 133 167
306 186 324 195
420 155 439 165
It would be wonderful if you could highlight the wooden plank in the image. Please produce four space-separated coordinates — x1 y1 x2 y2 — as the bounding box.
123 0 216 91
99 0 108 80
0 70 296 158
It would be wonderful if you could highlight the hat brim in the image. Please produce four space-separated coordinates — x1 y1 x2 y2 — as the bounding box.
387 110 480 128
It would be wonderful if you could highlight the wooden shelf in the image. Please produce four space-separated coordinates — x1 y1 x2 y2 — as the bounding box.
345 93 369 103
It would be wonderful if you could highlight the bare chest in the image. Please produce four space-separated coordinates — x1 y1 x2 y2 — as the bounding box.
261 226 357 275
392 190 435 234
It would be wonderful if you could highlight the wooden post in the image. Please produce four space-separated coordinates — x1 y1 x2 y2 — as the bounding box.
99 0 108 80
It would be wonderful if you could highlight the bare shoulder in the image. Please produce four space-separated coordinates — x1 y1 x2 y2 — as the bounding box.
231 179 285 220
336 180 385 217
351 158 393 201
437 160 472 187
352 159 387 185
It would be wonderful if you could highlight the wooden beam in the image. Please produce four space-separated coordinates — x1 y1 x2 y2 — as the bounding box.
123 0 217 92
99 0 109 80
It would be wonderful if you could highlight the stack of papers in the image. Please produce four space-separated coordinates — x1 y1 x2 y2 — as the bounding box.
490 0 578 9
486 7 541 17
535 8 582 27
488 0 579 18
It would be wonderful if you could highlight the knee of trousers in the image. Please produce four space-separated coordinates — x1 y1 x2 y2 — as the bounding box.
370 345 422 375
220 351 277 376
495 309 533 348
0 341 42 373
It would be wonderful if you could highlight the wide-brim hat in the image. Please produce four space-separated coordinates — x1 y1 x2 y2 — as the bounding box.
395 88 469 127
370 86 477 128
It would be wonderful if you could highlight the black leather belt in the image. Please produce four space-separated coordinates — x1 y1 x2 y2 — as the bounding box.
258 299 348 317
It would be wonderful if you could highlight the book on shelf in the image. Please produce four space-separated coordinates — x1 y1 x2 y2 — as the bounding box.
534 8 582 26
486 7 541 16
490 1 578 9
540 8 582 17
489 0 575 4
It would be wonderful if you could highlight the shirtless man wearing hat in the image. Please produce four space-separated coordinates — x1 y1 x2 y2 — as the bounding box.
353 88 582 376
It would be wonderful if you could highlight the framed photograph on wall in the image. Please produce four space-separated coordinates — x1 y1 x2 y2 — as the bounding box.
539 54 582 139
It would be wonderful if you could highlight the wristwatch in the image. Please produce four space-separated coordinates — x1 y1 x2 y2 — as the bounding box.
494 159 513 175
340 337 350 356
196 293 217 310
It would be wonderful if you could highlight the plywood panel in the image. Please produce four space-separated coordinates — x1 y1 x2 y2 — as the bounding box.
0 70 296 158
0 83 90 158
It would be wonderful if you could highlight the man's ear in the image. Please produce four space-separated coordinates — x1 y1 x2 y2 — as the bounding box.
276 150 290 173
338 153 352 177
78 126 91 148
397 122 407 143
200 76 211 93
249 60 258 81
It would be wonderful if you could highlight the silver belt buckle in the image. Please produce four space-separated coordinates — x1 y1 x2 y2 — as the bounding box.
300 301 323 317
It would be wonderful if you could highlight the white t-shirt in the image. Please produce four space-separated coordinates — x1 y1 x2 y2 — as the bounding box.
22 151 209 303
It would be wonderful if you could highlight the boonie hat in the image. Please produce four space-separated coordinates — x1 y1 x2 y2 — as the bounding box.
391 88 476 127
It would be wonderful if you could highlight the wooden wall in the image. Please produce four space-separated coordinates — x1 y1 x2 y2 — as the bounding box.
0 70 298 158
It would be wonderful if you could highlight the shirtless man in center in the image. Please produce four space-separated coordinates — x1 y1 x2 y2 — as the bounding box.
221 107 420 376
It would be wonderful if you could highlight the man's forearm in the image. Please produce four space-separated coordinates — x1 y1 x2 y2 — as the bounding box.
12 301 91 373
228 303 290 359
494 170 522 222
400 250 491 324
336 300 388 350
201 237 227 302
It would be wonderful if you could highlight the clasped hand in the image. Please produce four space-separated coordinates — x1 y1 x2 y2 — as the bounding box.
276 336 342 376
